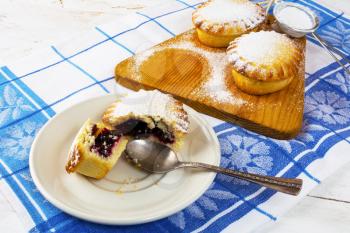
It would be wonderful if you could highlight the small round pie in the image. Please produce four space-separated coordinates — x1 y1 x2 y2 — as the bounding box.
227 30 303 95
192 0 265 48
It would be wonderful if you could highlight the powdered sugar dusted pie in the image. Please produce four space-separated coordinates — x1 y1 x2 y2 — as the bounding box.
192 0 265 47
227 30 304 95
65 119 128 179
102 90 189 150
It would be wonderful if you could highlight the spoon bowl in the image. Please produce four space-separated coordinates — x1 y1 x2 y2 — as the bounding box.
125 139 180 173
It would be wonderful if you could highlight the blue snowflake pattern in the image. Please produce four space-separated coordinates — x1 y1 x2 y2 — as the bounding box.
0 120 42 160
168 185 238 229
271 120 328 153
218 135 272 185
325 72 350 94
295 120 328 145
320 21 350 54
0 85 34 125
305 90 350 125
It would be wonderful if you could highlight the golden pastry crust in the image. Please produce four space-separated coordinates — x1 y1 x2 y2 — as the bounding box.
65 119 128 179
227 30 304 82
231 69 294 95
192 0 265 37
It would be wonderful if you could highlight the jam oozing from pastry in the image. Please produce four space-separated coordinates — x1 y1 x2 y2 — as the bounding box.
115 119 175 144
90 126 121 158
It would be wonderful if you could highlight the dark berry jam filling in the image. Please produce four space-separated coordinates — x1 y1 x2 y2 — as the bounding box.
115 119 175 144
151 127 175 144
90 127 121 158
91 124 98 136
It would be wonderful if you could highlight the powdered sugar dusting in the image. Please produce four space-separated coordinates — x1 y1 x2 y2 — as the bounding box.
168 40 240 104
134 49 156 72
130 32 246 106
111 89 189 133
199 0 259 22
228 31 294 65
193 0 265 33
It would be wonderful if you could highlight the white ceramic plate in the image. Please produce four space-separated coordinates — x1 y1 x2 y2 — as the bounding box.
29 94 220 225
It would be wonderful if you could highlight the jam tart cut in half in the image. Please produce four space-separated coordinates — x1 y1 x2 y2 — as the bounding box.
102 90 189 150
227 30 304 95
192 0 265 47
65 119 128 179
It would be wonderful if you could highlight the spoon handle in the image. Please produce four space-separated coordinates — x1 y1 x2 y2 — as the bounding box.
179 162 302 196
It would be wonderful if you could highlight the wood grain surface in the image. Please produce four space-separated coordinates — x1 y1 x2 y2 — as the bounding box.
115 29 306 139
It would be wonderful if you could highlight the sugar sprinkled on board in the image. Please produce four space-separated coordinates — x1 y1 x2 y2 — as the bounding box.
134 49 156 71
130 31 246 106
167 41 239 104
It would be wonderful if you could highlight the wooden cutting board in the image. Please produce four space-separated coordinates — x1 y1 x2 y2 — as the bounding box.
115 29 305 139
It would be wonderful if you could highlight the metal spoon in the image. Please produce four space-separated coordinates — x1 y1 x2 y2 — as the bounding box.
273 2 350 75
124 139 303 196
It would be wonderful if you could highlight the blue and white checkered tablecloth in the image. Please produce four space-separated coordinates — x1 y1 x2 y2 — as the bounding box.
1 0 350 232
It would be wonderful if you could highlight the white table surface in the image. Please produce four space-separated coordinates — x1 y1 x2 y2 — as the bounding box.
0 1 350 232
